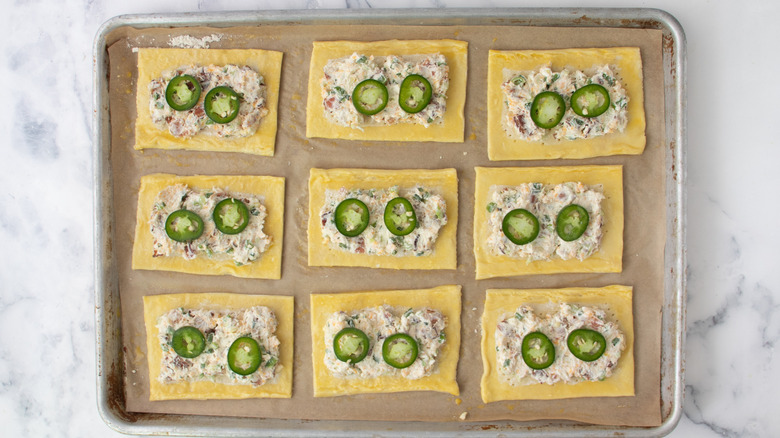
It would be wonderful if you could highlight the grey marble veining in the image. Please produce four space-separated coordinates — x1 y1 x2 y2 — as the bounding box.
1 0 778 436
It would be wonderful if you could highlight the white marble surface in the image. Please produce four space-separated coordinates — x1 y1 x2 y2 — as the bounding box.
1 0 777 436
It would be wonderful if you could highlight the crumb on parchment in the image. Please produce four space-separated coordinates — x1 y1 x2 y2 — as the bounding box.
169 34 223 49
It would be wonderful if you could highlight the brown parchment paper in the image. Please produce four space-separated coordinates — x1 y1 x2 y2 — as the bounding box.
106 23 664 427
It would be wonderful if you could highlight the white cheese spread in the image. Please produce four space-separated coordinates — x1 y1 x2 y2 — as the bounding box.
323 306 447 380
320 186 447 257
156 306 280 386
486 182 604 261
321 53 449 128
149 64 268 138
149 184 272 266
495 304 625 385
502 65 629 141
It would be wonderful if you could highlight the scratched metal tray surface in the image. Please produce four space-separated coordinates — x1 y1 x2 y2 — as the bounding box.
93 7 686 437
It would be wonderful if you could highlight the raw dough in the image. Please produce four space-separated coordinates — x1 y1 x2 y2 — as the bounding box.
143 292 294 400
487 47 645 160
132 173 285 279
135 48 283 156
480 285 634 402
306 40 467 142
473 165 623 279
310 285 461 397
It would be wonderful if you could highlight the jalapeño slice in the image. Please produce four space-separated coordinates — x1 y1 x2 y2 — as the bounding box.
567 328 607 362
213 198 250 235
398 74 432 114
171 326 206 358
334 198 370 237
501 208 540 245
521 332 555 370
384 197 417 236
204 86 240 124
165 209 204 242
227 336 262 376
556 204 590 242
333 328 370 364
530 91 566 129
382 333 419 369
570 84 611 118
352 79 388 115
165 75 202 111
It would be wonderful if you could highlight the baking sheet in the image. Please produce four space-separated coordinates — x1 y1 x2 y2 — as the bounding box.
104 21 667 428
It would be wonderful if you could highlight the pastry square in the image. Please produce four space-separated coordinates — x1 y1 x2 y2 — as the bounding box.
306 40 467 142
473 165 623 279
132 173 284 279
487 47 645 160
310 285 461 397
143 292 294 400
135 48 283 155
480 285 634 402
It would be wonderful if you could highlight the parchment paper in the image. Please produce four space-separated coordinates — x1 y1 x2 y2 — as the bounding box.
106 23 665 427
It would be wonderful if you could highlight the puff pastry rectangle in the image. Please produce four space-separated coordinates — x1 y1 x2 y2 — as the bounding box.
310 285 461 397
135 48 283 156
487 47 645 160
308 168 458 270
143 292 294 401
305 40 468 142
480 286 634 402
473 165 623 279
132 173 284 279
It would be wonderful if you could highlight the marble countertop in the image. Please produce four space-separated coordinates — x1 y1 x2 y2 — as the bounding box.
2 0 777 436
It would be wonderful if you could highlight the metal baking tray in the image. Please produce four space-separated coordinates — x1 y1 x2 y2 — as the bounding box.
93 7 686 436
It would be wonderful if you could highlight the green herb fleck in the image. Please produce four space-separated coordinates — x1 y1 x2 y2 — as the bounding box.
511 74 526 86
333 86 349 102
486 202 497 213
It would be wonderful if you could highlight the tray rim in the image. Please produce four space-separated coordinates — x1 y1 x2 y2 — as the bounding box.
93 7 687 437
